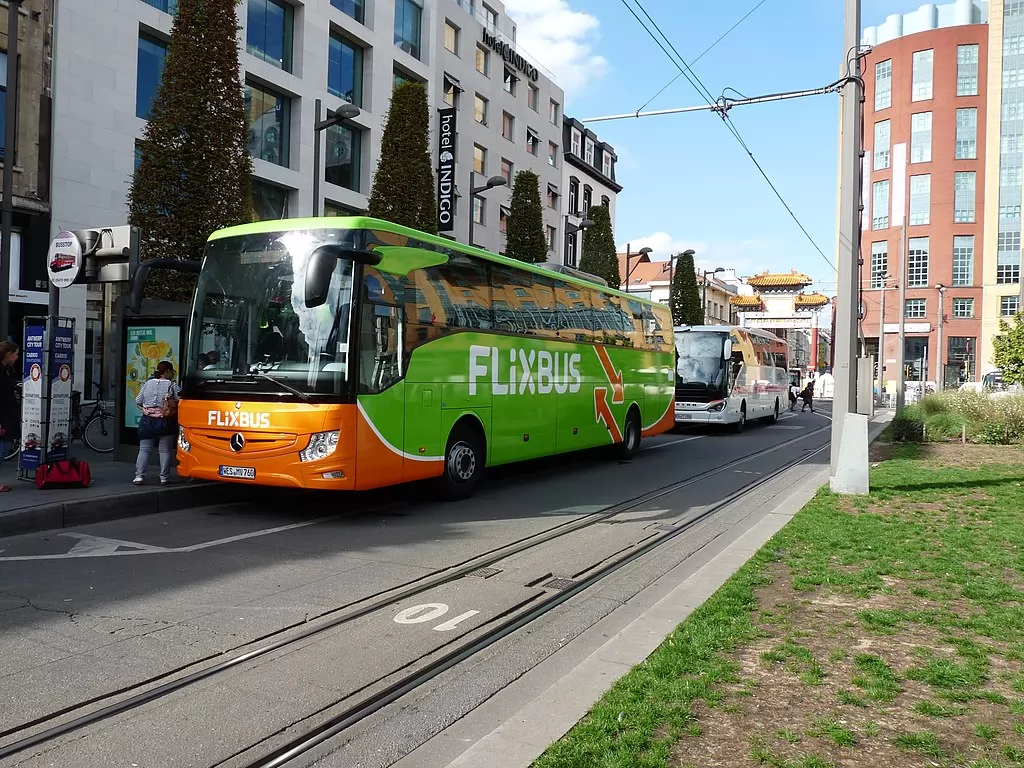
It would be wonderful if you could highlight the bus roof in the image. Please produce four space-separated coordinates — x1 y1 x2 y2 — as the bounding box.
208 215 664 308
674 324 786 342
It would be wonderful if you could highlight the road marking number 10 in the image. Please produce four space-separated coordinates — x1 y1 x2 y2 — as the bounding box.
393 602 480 632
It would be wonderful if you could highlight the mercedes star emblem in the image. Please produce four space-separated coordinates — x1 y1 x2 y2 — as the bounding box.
229 433 245 452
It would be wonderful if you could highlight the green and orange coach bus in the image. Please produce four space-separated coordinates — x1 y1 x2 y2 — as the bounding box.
175 217 675 498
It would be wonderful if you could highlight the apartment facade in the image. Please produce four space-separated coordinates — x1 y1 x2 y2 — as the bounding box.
3 0 55 345
860 0 992 387
48 0 564 386
562 117 621 268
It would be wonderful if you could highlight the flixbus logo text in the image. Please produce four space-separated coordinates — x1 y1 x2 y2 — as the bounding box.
207 410 272 428
469 345 582 396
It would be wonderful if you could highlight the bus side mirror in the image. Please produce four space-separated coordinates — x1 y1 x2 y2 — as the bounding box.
304 246 338 309
723 338 733 359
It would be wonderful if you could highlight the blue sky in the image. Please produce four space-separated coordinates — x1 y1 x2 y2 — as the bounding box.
506 0 908 296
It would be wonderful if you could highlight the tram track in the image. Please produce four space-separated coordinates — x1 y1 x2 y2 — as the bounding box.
0 421 830 764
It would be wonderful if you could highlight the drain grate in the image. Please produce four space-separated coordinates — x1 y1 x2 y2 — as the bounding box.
542 577 577 591
468 567 502 579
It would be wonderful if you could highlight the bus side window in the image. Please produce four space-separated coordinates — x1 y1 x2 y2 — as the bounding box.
623 297 647 350
649 303 673 353
432 255 492 330
359 267 403 394
556 286 593 344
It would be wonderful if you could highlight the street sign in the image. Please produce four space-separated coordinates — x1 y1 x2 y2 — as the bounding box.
46 231 83 289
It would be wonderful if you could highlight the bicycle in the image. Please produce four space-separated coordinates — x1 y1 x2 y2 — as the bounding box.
2 382 114 461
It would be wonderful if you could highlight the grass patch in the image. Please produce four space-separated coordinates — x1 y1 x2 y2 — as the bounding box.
532 444 1024 768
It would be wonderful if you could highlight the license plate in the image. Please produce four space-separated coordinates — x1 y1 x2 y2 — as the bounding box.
219 465 256 480
676 414 692 420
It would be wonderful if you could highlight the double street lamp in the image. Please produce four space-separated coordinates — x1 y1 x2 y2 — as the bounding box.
623 245 652 293
702 266 725 323
467 171 507 246
312 99 362 217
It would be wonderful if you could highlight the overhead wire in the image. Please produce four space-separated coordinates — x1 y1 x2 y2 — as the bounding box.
618 0 837 273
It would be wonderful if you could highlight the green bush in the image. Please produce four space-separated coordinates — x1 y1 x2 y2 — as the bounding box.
891 404 925 442
924 411 965 441
920 395 950 416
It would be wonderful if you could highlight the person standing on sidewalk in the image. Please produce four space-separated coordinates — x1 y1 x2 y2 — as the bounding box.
133 360 180 486
0 341 19 492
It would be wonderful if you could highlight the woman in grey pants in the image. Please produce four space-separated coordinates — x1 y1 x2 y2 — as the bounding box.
133 360 180 485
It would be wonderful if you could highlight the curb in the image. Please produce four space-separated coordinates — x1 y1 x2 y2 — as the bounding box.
0 482 265 538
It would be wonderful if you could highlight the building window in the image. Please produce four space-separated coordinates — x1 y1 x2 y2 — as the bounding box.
136 33 168 120
582 186 592 212
527 128 539 155
953 235 974 286
565 230 577 267
549 99 559 124
330 0 364 24
476 45 489 75
547 225 557 251
997 251 1021 284
444 20 459 54
907 237 929 287
252 179 290 221
501 157 513 183
499 207 509 234
325 200 363 216
954 172 976 223
502 111 514 140
548 141 558 167
142 0 178 12
1001 204 1022 221
483 4 498 30
472 196 484 225
571 129 581 156
1001 166 1023 187
394 0 423 59
503 68 518 95
948 337 976 379
955 108 978 160
328 33 364 105
870 241 888 288
585 139 594 165
601 194 610 208
523 83 536 110
602 152 612 178
872 180 889 230
1002 295 1021 315
546 185 559 209
912 49 934 101
875 59 892 110
905 298 927 319
443 75 460 108
568 177 579 213
873 120 890 170
246 0 293 71
952 298 974 318
909 175 930 226
911 112 932 163
325 122 361 192
474 94 487 124
956 44 979 96
245 82 290 167
473 143 486 174
394 67 420 89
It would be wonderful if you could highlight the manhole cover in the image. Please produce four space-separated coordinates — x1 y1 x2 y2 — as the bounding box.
468 567 502 579
543 577 577 590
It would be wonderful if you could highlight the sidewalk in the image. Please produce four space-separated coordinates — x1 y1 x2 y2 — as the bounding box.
0 450 252 538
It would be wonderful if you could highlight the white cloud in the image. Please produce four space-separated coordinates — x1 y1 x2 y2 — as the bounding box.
503 0 608 97
616 232 778 278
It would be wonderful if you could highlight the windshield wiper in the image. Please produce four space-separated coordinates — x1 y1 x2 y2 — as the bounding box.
250 372 313 403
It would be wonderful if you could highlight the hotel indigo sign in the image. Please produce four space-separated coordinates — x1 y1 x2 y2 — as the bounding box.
437 107 457 232
481 29 539 81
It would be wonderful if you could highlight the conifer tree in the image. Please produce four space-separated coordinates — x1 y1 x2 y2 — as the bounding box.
578 204 618 287
367 82 437 233
127 0 253 302
670 250 703 326
504 170 547 263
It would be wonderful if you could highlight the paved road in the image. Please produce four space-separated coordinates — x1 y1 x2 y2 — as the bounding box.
0 405 832 768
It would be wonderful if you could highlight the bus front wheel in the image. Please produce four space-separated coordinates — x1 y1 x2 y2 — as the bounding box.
440 423 485 500
615 408 642 460
733 405 747 433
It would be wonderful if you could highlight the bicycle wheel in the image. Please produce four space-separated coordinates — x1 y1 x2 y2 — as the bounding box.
83 413 115 453
3 440 18 463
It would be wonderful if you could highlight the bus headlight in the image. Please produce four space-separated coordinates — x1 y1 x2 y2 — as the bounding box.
178 426 191 452
299 430 340 462
708 400 727 412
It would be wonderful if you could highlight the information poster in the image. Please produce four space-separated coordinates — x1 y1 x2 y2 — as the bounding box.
124 325 181 428
19 323 46 470
46 325 74 462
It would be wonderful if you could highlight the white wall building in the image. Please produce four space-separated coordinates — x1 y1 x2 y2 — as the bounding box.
561 116 620 268
49 0 564 386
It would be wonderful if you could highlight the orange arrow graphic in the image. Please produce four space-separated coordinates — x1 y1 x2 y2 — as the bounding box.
595 346 624 404
594 387 623 443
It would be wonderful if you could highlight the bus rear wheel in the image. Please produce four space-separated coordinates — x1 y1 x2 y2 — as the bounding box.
440 423 484 500
615 408 642 461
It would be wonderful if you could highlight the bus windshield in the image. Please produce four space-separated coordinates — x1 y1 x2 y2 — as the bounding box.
186 228 356 397
675 331 728 393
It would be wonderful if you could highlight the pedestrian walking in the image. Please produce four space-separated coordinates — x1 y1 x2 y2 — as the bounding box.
0 341 19 492
133 360 180 486
788 381 799 411
800 381 815 413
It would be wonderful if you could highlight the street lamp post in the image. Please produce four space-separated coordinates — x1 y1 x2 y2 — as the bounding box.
877 274 893 406
935 283 946 390
312 99 361 217
702 266 725 323
467 171 507 247
563 214 594 268
623 245 652 293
